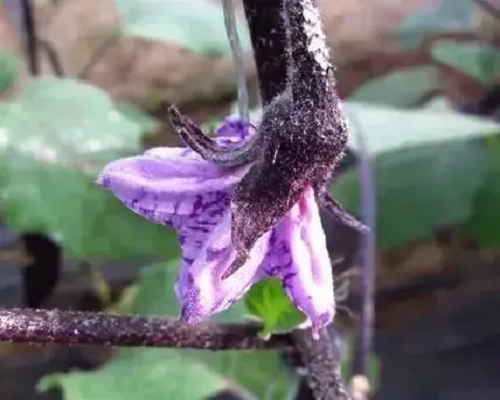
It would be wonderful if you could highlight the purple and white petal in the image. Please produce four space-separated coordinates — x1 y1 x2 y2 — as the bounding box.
273 187 335 337
177 211 271 322
96 115 255 224
97 149 249 226
174 190 231 274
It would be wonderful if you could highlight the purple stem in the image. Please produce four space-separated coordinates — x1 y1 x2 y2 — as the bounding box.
0 308 293 350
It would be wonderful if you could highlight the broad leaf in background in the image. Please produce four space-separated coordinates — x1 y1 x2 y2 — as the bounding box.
0 51 19 95
42 262 296 400
349 67 441 108
465 136 500 246
397 0 474 49
114 0 251 57
332 102 500 249
0 77 179 260
431 40 500 84
40 350 225 400
245 278 305 337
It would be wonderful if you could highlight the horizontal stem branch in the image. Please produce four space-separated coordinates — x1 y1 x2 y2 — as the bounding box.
0 308 293 351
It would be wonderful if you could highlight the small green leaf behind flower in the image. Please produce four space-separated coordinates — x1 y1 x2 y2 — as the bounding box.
245 278 306 337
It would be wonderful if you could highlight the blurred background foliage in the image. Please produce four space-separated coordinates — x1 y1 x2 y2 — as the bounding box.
0 0 500 399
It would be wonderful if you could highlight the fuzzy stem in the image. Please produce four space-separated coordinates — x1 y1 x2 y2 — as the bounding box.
292 328 353 400
242 0 288 104
286 0 335 105
0 308 293 350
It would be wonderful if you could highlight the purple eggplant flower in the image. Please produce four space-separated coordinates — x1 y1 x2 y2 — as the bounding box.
97 116 336 335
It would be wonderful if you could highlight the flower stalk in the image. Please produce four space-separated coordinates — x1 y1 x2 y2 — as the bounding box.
242 0 288 104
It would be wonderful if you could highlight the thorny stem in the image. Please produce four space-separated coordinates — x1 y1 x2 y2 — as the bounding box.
19 0 39 75
242 0 288 104
222 0 249 121
287 0 336 106
0 308 293 350
292 328 352 400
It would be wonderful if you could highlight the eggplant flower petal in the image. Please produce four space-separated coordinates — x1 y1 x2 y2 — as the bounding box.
178 211 271 322
266 186 335 337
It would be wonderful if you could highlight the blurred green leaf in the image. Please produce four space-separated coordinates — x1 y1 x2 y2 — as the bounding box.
464 136 500 246
332 102 500 249
0 51 19 95
431 40 500 84
349 67 440 108
245 278 305 336
42 262 296 400
114 101 157 133
114 0 251 57
0 77 178 260
39 350 225 400
397 0 474 49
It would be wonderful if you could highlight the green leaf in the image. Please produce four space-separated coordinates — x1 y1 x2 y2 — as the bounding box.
114 101 157 133
0 77 178 260
464 136 500 246
42 262 296 400
113 0 251 57
430 40 500 84
349 67 440 108
39 350 226 400
397 0 474 49
0 51 19 95
332 102 500 249
245 278 305 337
